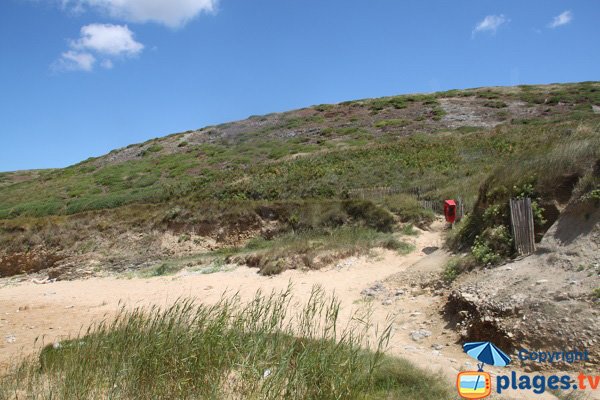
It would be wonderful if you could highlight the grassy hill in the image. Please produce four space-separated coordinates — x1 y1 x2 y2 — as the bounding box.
1 81 599 277
1 81 599 218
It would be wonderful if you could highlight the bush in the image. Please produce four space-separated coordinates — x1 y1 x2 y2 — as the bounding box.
382 237 414 254
400 223 418 236
380 194 434 227
343 200 395 232
442 256 477 283
374 119 409 129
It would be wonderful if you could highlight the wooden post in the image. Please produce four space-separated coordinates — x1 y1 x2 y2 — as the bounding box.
509 198 536 256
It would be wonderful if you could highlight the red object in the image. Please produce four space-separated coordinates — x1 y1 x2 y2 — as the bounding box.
444 200 457 223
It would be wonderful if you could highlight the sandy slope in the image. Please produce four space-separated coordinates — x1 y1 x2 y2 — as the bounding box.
0 223 574 399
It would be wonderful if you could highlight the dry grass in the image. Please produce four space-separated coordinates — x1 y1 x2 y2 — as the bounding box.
0 288 452 400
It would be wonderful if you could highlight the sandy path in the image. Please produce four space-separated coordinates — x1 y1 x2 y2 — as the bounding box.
0 225 573 399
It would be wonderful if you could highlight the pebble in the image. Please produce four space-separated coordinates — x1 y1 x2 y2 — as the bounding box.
410 329 432 342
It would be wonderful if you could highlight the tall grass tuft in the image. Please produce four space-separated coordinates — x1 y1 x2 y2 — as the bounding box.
0 287 451 400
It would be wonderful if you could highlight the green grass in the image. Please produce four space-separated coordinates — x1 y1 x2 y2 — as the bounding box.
374 119 410 129
0 289 453 400
1 83 599 220
129 223 415 278
400 223 419 236
238 225 414 275
442 256 477 283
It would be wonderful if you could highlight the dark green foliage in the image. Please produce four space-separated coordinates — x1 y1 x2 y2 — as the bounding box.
369 96 407 112
342 200 395 232
442 256 478 283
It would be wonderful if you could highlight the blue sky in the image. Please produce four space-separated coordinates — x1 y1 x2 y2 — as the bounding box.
1 0 598 171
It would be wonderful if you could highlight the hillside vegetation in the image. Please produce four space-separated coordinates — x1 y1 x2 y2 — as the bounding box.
1 81 599 218
1 82 599 277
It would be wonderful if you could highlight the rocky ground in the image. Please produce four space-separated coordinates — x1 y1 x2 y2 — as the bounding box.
445 202 600 372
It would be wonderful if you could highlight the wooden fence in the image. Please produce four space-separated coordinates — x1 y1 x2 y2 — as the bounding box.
346 186 433 200
346 186 469 219
509 198 536 255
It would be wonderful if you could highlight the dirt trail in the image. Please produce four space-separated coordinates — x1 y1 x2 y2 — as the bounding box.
0 222 571 399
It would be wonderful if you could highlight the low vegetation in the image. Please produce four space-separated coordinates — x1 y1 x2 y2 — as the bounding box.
0 288 452 400
1 82 599 277
2 82 598 221
448 131 600 267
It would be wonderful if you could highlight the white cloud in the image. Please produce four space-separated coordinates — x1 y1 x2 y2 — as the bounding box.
473 14 508 36
54 24 143 72
61 0 218 28
549 11 573 28
71 24 144 56
53 50 96 71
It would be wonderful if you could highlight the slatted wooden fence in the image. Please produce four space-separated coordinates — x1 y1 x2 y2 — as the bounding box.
509 198 536 255
346 186 470 218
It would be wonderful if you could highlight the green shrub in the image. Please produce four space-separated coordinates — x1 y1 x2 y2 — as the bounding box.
146 262 181 277
140 144 163 156
400 223 418 236
380 194 435 227
431 106 446 120
443 258 461 283
343 200 395 232
381 237 414 254
442 256 478 283
374 119 409 129
369 97 407 112
471 235 502 265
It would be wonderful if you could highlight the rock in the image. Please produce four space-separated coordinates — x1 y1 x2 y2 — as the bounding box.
553 292 569 301
382 299 393 306
394 289 405 296
361 289 376 297
52 342 61 349
410 329 432 342
361 282 386 297
5 335 16 344
535 279 548 285
432 344 444 351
